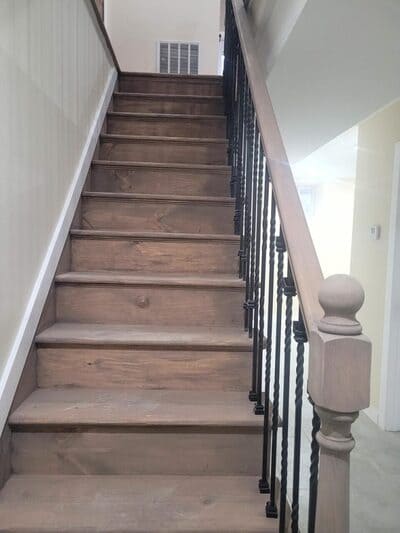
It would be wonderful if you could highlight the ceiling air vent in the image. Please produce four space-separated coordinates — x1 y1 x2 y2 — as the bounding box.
159 42 199 75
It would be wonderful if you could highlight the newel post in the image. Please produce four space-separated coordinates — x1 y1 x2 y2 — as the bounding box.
308 275 371 533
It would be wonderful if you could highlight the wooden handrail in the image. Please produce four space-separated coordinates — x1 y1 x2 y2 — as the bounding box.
231 0 323 334
88 0 121 74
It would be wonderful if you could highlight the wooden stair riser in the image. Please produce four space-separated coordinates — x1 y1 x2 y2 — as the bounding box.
90 164 231 196
114 94 224 115
37 347 251 391
81 197 234 234
11 430 261 475
100 137 228 165
56 283 244 327
119 74 223 96
71 235 239 274
107 114 226 138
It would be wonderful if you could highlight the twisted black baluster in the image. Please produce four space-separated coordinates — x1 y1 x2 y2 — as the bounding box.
265 228 286 518
238 75 248 279
259 191 275 494
246 120 259 339
291 312 307 533
234 52 245 236
243 97 255 334
279 263 296 533
229 31 239 191
308 401 320 533
253 134 265 415
247 123 259 400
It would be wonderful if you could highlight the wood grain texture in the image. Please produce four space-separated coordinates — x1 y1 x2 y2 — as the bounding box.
56 282 244 327
107 112 226 138
37 347 251 390
10 389 260 428
119 73 223 96
81 194 234 234
99 134 228 165
113 92 224 115
71 231 238 273
0 475 278 532
90 161 231 196
12 431 261 475
36 322 253 350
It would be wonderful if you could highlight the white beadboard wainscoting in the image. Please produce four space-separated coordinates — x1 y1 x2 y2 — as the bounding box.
0 0 117 430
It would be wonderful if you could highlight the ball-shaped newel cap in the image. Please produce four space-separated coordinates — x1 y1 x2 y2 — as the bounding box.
318 274 365 335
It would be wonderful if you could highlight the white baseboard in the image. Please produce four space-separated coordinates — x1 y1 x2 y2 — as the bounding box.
0 68 117 434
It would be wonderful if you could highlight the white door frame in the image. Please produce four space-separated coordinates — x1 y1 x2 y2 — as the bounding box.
380 142 400 430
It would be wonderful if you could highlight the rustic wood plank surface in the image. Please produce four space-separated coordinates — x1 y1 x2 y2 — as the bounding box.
0 475 278 531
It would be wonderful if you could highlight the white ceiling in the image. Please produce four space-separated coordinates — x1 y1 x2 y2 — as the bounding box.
267 0 400 163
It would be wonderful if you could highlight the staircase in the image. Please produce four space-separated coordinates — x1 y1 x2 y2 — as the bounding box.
0 73 278 532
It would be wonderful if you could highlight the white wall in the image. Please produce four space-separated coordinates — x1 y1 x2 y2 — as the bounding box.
105 0 221 74
0 0 115 423
351 99 400 418
292 127 358 277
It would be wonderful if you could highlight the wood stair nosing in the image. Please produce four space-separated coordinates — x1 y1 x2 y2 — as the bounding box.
81 191 235 205
100 133 228 145
119 71 223 81
70 228 240 242
114 91 224 101
117 74 223 97
107 111 227 121
55 271 245 289
91 159 231 173
35 323 252 351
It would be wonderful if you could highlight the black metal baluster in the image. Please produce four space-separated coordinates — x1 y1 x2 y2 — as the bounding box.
259 192 275 493
243 96 255 335
238 75 249 279
228 31 238 186
247 121 259 402
266 227 286 518
223 1 232 120
308 402 320 533
253 135 265 415
279 263 296 533
246 121 259 339
291 313 307 533
234 52 245 237
229 32 238 194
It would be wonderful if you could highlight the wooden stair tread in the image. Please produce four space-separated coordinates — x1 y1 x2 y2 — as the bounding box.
36 322 252 349
114 91 224 101
0 475 277 532
108 111 226 120
55 271 245 288
121 71 223 81
82 191 234 204
100 133 228 144
91 159 230 172
9 388 261 428
70 229 239 242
